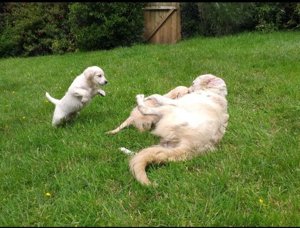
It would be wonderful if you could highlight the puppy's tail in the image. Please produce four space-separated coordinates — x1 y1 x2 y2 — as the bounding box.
106 116 133 135
45 92 59 105
129 144 189 186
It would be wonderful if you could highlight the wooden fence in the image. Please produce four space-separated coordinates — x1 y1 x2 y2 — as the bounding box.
143 2 181 44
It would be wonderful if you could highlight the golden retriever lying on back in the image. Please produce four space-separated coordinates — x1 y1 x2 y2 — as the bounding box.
106 86 189 134
128 74 229 186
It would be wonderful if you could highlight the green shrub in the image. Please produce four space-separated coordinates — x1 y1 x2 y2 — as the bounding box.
1 2 299 57
180 2 202 38
181 2 256 37
254 3 300 32
68 2 145 51
0 3 74 57
0 26 22 56
180 2 300 38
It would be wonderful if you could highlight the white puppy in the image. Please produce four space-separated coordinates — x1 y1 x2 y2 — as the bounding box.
127 74 229 186
45 66 108 126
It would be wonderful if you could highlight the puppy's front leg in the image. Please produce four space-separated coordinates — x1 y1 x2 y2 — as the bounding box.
97 89 106 97
73 88 88 97
73 88 89 103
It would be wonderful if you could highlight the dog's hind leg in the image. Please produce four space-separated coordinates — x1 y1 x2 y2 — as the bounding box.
52 115 64 127
51 108 67 127
106 116 133 135
119 147 135 155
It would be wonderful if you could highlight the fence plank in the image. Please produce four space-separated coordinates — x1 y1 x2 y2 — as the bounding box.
143 2 181 44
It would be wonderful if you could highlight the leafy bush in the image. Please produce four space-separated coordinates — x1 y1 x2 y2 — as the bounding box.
254 3 300 32
68 2 145 51
1 2 299 57
181 2 256 37
180 2 202 38
0 3 74 57
180 2 300 38
0 26 22 56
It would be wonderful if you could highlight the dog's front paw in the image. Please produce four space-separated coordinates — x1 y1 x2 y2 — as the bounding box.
98 89 106 97
136 94 145 104
106 129 116 135
145 94 160 101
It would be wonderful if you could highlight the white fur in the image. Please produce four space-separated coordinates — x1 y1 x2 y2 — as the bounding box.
119 147 135 155
128 74 229 185
46 66 108 126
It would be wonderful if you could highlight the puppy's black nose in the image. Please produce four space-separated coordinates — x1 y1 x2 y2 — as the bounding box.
104 81 108 85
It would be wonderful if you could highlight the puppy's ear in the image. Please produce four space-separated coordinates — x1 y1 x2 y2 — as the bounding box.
83 67 93 79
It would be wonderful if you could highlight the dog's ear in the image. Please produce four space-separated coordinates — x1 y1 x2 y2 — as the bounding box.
83 67 94 79
207 77 225 87
190 74 227 96
206 76 227 97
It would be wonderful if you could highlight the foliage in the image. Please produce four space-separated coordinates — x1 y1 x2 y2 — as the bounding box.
0 3 299 57
68 2 145 51
254 2 300 32
180 2 202 38
0 3 144 57
0 3 73 57
181 2 256 37
180 2 300 38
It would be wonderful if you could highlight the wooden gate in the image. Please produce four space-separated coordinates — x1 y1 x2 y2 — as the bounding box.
143 2 181 44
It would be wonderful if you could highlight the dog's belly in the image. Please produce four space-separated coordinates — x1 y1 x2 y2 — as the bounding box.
152 102 222 145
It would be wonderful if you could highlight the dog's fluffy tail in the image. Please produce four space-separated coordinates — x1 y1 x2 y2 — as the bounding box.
45 92 59 105
129 144 189 186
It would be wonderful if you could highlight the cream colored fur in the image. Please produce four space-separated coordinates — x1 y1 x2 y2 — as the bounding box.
46 66 108 126
106 86 189 134
129 74 229 186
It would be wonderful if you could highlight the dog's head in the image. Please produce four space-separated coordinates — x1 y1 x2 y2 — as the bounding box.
83 66 108 86
189 74 227 97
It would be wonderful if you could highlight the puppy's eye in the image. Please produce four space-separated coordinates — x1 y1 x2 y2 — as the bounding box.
97 75 102 78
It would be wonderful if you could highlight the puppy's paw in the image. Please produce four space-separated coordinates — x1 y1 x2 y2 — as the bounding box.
81 97 89 104
98 89 106 97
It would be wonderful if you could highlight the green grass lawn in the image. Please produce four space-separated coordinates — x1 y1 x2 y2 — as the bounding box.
0 31 299 226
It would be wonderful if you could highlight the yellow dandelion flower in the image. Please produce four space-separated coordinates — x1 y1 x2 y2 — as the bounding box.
45 192 51 197
259 198 267 207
